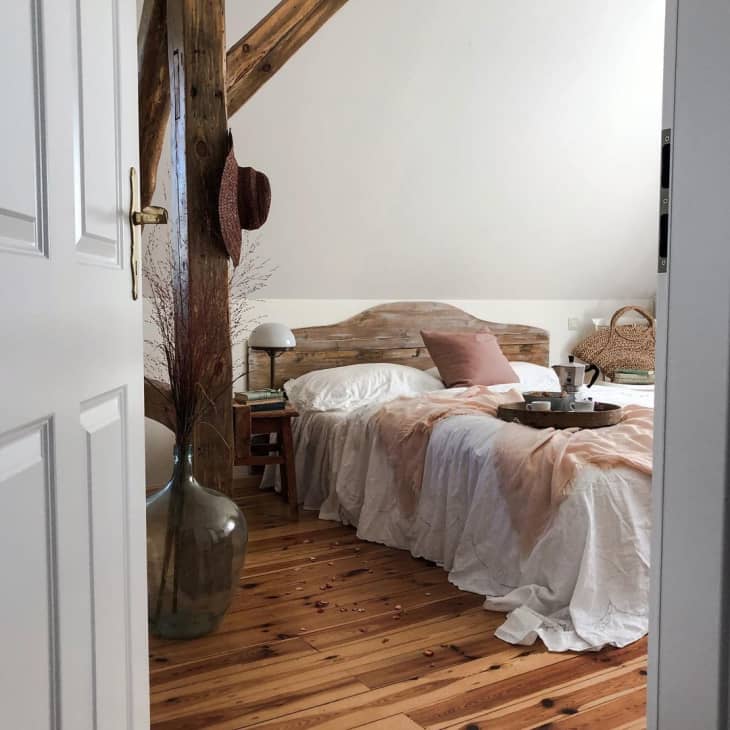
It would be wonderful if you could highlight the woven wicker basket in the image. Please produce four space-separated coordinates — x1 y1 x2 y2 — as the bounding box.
572 305 655 379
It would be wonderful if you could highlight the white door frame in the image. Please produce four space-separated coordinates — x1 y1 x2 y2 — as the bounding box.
649 1 730 727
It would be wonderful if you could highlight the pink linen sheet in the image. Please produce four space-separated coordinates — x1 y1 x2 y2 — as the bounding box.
373 387 653 551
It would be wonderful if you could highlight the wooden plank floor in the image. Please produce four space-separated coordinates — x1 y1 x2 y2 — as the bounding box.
149 478 648 730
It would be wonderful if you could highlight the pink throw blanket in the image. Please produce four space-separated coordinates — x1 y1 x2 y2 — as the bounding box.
373 386 524 512
493 404 653 551
373 388 653 551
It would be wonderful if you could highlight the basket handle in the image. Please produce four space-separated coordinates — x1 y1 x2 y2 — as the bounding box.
609 305 656 341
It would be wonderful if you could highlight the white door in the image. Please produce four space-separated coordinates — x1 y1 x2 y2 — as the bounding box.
649 1 730 728
0 0 148 728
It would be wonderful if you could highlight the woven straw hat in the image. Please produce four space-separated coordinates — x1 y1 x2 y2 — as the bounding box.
218 132 271 266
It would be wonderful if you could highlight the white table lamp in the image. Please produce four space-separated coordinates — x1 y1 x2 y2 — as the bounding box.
249 322 296 388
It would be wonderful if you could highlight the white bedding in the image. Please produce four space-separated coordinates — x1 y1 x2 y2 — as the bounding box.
277 383 654 652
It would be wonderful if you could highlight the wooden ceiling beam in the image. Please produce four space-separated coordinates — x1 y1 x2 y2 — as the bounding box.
138 0 169 209
226 0 348 116
137 0 348 206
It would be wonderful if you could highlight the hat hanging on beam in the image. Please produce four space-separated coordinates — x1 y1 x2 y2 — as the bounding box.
218 131 271 266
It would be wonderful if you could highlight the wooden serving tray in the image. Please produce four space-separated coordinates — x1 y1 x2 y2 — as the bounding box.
496 402 623 430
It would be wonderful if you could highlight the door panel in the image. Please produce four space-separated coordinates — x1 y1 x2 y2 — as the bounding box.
0 0 148 727
74 0 122 263
0 0 46 255
0 420 57 730
81 390 131 729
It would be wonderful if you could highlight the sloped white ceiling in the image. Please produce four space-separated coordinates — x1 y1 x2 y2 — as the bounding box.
225 0 665 300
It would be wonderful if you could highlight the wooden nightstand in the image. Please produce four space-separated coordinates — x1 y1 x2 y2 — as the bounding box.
232 404 299 513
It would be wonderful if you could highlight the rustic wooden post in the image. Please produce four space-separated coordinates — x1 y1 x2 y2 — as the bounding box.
167 0 233 495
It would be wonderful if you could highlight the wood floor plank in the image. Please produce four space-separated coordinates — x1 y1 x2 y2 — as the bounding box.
151 609 490 696
229 558 446 614
353 715 424 730
149 637 316 690
151 628 506 725
151 579 474 667
546 686 647 729
242 540 389 577
149 478 648 730
436 658 646 729
245 519 343 542
243 647 577 730
354 631 510 689
230 548 439 612
152 675 371 730
303 594 485 651
407 641 647 729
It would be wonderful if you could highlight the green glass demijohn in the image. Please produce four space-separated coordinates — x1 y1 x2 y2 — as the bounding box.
146 444 248 639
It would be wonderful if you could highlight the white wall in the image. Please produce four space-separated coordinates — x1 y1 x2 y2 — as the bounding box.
225 0 665 300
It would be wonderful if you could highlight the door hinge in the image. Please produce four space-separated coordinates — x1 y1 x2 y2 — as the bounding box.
658 128 671 273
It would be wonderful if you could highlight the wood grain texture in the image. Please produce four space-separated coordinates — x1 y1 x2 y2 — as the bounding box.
149 477 647 730
144 378 176 431
167 0 233 495
138 0 169 209
227 0 349 116
248 301 550 389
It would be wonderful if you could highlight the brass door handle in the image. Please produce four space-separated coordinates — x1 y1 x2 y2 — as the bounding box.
128 167 168 300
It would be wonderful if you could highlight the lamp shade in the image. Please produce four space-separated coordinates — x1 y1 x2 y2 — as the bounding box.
248 322 296 350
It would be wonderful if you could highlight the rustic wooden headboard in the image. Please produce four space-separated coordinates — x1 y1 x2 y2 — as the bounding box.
247 301 549 390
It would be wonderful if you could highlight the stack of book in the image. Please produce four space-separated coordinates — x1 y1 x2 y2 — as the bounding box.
234 389 287 412
612 368 655 385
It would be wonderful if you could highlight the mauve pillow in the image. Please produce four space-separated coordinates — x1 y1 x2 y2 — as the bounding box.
421 330 518 388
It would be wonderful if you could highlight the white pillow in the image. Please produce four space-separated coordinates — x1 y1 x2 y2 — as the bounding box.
428 361 560 391
284 363 444 412
508 361 560 390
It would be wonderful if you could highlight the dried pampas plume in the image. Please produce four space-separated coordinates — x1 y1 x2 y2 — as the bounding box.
143 218 275 447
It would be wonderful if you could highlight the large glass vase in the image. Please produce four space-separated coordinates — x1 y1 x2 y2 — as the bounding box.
146 444 247 639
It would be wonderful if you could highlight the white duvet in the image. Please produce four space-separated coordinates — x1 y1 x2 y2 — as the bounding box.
273 384 653 652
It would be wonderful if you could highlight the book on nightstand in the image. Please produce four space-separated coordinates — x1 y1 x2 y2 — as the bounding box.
249 400 286 412
234 391 286 412
612 368 655 385
234 389 285 403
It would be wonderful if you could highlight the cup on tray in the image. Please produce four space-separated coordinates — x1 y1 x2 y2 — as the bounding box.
570 400 595 412
526 401 551 412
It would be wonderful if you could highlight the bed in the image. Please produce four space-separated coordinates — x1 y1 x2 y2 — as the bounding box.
249 302 653 652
